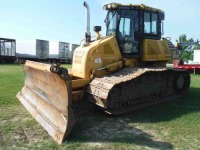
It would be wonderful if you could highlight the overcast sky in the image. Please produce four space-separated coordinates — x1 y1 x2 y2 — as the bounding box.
0 0 199 44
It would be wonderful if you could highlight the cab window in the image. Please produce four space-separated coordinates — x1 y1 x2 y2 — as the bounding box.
144 12 158 34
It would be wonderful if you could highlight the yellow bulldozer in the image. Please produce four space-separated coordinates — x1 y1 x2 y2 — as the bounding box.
16 2 190 144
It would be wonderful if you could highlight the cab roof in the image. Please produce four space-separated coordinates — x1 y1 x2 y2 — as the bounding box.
103 3 164 13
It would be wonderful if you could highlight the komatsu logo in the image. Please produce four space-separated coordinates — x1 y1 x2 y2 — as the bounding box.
74 50 85 56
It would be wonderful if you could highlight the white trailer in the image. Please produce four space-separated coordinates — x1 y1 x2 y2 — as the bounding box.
49 41 69 60
71 44 79 60
193 50 200 64
16 39 49 59
0 38 16 63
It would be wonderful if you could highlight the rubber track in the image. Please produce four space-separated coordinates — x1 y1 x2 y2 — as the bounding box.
87 67 190 115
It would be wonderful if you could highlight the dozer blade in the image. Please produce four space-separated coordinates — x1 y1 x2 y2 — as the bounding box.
16 60 75 144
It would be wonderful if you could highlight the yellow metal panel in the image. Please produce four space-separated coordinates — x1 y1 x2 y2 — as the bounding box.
123 58 138 67
72 35 122 79
142 39 172 61
72 78 90 90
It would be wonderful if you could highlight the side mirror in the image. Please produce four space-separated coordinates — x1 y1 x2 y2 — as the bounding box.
93 26 101 32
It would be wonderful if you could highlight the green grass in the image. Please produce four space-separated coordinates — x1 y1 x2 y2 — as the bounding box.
0 64 200 149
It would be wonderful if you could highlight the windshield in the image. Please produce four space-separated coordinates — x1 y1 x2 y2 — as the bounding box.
105 11 117 35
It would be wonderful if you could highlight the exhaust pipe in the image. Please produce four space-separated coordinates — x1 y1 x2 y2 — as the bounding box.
83 2 91 43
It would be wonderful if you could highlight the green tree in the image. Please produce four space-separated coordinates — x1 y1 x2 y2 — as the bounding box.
188 38 194 42
180 51 191 62
179 34 187 43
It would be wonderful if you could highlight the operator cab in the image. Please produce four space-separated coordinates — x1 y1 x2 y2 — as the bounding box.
104 3 165 58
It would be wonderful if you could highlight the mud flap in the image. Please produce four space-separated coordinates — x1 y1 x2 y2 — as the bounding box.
16 60 75 144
